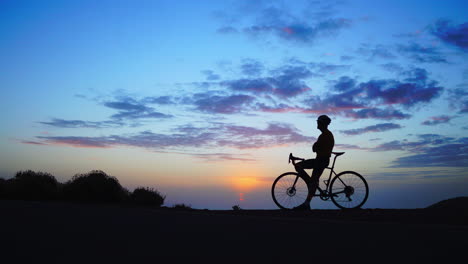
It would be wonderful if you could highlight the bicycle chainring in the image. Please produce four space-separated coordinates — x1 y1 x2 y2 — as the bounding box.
319 191 330 201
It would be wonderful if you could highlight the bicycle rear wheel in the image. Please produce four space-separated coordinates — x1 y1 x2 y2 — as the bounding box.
330 171 369 209
271 172 309 209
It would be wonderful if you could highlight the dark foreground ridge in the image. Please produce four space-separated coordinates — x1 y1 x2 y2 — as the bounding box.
427 196 468 210
1 199 467 262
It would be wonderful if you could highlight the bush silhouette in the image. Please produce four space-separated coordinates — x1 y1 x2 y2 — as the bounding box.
3 170 60 200
131 187 165 207
172 203 192 210
0 170 173 207
62 170 129 203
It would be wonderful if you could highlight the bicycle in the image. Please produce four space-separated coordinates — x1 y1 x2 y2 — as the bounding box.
271 152 369 210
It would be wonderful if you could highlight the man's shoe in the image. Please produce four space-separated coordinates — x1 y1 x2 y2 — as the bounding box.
292 203 310 211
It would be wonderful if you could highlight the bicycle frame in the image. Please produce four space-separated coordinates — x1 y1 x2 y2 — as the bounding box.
312 154 339 197
290 152 346 198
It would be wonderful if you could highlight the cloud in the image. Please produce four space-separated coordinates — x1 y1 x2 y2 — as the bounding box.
397 43 448 63
38 131 214 150
303 91 367 114
201 70 221 81
216 2 351 45
195 60 351 116
431 19 468 50
343 108 411 120
371 140 408 152
37 136 112 148
222 65 312 97
331 76 356 91
194 66 439 120
38 94 174 131
308 62 350 75
191 93 255 114
340 123 403 136
255 103 302 113
421 115 453 126
370 134 465 168
278 57 351 78
110 110 171 120
340 55 354 61
357 44 397 60
374 134 456 151
220 123 315 149
366 169 465 180
33 122 314 151
103 98 173 120
104 99 147 112
240 59 264 76
242 17 351 44
217 26 238 34
448 88 468 113
357 68 442 108
301 68 441 118
391 140 468 167
39 118 123 129
21 140 47 145
373 136 438 152
335 143 369 150
154 151 256 162
186 60 352 116
273 18 351 43
380 63 404 73
142 96 175 105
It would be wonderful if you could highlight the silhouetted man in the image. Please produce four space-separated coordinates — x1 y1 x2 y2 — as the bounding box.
294 115 334 210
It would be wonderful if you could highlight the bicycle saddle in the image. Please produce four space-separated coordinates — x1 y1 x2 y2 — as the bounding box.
332 152 345 156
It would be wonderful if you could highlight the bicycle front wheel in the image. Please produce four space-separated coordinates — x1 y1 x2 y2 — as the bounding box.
330 171 369 209
271 172 309 209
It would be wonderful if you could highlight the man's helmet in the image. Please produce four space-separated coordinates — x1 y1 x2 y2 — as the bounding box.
317 115 331 125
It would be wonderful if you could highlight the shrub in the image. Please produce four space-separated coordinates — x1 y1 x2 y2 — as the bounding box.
5 170 60 200
62 170 129 203
172 203 192 210
131 187 165 207
232 204 241 210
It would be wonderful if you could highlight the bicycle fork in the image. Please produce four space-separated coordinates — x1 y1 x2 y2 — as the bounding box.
292 174 316 200
287 175 301 196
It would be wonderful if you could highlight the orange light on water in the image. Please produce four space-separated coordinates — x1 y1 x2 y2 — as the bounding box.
239 193 244 201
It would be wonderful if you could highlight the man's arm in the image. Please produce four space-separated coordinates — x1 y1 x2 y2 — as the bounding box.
313 135 322 152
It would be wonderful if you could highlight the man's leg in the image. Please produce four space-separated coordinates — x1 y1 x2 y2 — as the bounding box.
294 159 317 204
309 167 325 200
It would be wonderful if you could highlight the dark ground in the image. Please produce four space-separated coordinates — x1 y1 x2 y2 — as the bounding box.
1 200 467 263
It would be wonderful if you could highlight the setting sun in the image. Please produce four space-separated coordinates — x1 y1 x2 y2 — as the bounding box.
231 177 259 191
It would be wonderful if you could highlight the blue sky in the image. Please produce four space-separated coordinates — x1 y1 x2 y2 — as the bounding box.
1 0 467 209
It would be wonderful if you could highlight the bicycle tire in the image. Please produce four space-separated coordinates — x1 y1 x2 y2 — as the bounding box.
330 171 369 209
271 172 309 209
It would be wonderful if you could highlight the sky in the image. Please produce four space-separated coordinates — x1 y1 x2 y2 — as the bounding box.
1 0 468 209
